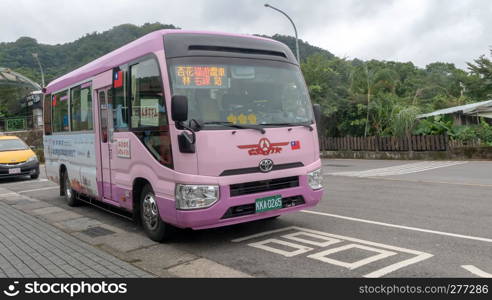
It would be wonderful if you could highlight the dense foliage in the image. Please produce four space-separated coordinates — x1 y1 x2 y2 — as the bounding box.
1 22 491 143
302 54 492 138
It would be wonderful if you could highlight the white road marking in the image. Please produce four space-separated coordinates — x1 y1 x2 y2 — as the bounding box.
282 232 341 247
0 179 49 185
248 238 313 257
326 161 467 177
232 227 296 243
462 265 492 278
307 243 397 270
233 226 433 278
18 186 58 193
0 192 17 197
301 210 492 243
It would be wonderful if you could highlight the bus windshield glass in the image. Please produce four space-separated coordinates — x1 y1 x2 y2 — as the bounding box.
168 57 313 128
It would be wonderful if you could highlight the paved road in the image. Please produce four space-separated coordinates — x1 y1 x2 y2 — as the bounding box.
0 159 491 278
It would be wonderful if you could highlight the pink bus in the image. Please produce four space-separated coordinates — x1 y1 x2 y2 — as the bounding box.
43 30 324 241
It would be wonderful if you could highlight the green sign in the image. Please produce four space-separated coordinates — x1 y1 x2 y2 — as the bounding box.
6 118 26 131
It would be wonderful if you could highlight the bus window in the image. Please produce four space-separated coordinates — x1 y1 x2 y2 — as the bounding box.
113 67 128 129
70 83 93 131
129 57 171 168
43 93 52 135
52 91 69 132
130 58 167 128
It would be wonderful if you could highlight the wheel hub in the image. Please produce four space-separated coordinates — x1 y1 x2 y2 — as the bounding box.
142 194 159 231
65 176 72 199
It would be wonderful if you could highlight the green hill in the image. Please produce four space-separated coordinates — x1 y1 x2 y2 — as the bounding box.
0 23 179 85
0 23 330 86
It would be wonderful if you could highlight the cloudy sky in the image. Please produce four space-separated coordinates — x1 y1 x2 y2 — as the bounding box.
1 0 491 69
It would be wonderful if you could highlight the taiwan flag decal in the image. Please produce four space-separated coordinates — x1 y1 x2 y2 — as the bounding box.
291 140 301 150
113 70 123 88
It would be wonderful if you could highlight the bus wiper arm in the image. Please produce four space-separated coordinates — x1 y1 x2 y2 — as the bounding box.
262 122 313 131
202 121 266 134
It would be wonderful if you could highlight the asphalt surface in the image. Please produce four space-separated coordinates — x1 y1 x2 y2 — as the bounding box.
1 159 491 278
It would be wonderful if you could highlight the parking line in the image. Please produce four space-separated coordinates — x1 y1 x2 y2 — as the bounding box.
362 176 492 188
462 265 492 278
327 161 467 177
18 186 58 193
302 210 492 243
1 179 49 185
233 226 433 278
0 192 16 197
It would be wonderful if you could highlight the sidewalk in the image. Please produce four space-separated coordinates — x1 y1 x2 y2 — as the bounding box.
0 188 152 278
0 185 251 278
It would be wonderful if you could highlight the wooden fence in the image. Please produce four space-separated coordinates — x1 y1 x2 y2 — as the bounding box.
320 135 450 152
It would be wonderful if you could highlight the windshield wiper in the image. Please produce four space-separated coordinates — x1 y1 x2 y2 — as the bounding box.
261 122 314 131
201 121 266 134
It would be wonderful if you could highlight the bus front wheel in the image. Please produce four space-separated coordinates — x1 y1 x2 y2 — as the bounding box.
63 171 79 207
140 184 171 242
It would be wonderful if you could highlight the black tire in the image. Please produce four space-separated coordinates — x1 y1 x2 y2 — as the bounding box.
30 168 40 179
140 184 171 242
63 171 79 207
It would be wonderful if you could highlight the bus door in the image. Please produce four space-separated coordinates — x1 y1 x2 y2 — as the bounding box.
97 87 113 200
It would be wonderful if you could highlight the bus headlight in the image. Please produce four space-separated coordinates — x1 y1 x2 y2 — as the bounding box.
307 168 323 190
175 184 219 210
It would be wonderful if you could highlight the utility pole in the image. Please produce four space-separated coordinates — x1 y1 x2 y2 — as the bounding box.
264 3 300 63
32 53 45 88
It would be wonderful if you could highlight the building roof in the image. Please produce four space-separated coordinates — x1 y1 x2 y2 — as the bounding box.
0 67 41 90
417 100 492 119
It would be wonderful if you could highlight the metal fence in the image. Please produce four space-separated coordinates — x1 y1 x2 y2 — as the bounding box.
320 135 450 152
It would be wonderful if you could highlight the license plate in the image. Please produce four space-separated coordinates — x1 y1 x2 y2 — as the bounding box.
255 194 283 213
9 168 21 174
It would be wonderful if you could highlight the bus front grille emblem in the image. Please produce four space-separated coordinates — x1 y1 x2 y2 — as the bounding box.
259 159 274 173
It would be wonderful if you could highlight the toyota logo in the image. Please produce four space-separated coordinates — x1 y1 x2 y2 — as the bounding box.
259 159 274 173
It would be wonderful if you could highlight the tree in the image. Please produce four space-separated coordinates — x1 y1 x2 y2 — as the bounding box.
467 51 492 100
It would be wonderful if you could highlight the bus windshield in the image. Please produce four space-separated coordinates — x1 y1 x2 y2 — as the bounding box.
168 57 313 128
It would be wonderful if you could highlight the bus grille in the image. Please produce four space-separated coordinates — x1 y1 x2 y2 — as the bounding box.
229 176 299 197
221 196 305 219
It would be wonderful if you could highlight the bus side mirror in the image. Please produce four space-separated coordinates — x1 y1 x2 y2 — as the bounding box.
171 95 188 122
313 103 321 125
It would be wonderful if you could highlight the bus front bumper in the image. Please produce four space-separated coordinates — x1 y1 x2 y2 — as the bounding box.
173 175 323 230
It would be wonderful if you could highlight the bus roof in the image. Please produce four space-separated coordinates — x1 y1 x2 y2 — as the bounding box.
44 30 285 94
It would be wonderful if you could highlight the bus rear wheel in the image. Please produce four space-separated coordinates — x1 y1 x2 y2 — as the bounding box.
140 184 171 242
63 171 79 207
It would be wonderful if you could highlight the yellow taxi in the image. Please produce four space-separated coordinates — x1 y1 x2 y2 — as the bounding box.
0 136 39 179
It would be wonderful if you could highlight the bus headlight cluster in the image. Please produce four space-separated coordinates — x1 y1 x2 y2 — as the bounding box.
307 168 323 190
175 184 219 210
